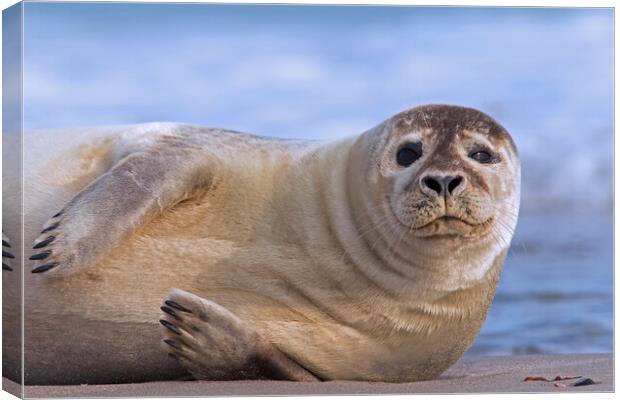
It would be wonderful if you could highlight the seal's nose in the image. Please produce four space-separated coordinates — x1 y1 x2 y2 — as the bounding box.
420 174 465 197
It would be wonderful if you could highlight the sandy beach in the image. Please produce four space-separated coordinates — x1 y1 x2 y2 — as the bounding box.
2 353 612 398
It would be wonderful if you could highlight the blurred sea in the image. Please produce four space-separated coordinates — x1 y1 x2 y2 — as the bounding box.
468 211 612 356
12 4 614 355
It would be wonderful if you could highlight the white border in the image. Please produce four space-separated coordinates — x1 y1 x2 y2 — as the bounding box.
0 1 616 400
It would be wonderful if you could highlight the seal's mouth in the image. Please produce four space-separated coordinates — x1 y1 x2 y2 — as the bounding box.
412 215 495 239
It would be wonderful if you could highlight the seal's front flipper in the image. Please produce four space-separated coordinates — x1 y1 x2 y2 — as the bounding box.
160 288 319 381
29 144 216 276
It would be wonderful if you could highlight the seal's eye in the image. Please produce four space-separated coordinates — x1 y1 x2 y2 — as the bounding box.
396 143 422 167
469 150 497 164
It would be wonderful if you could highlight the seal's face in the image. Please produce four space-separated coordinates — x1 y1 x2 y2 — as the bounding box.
375 105 520 244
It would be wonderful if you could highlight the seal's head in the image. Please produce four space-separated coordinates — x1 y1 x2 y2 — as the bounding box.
354 104 520 258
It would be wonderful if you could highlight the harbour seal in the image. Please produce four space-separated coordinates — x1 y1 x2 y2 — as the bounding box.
2 104 520 384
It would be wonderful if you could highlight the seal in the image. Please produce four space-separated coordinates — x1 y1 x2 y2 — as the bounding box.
3 104 520 384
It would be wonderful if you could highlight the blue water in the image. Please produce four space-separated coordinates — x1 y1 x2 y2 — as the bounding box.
12 4 614 355
468 211 613 355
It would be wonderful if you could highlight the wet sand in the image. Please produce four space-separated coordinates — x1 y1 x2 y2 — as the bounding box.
3 353 612 398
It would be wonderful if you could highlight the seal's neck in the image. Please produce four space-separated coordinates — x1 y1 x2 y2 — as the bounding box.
280 137 505 335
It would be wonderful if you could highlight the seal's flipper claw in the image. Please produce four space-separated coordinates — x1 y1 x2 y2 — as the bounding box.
163 338 183 350
160 306 182 320
164 300 193 313
2 233 14 272
33 236 55 249
159 319 181 335
29 251 52 261
32 263 58 273
41 223 59 234
29 212 64 274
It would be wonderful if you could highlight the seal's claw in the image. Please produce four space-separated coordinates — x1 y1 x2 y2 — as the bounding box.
33 235 56 249
40 224 59 234
29 251 52 260
32 263 58 273
160 319 181 335
163 339 182 350
160 306 182 320
164 300 193 314
28 212 67 273
3 232 14 271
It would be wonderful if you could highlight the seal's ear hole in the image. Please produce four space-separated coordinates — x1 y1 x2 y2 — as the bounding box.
396 142 422 167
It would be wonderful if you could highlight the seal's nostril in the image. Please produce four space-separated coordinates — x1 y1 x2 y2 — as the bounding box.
423 177 442 195
421 175 464 196
447 176 463 194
